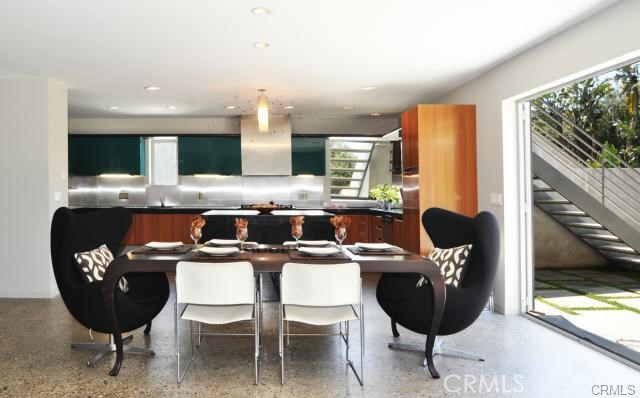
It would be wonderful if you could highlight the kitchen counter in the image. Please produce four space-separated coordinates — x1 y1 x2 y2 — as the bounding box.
70 205 403 218
201 209 332 217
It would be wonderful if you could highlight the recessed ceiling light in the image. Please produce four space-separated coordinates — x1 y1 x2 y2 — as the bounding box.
283 105 295 110
107 106 120 110
343 105 355 110
370 113 381 117
253 42 269 48
225 105 237 110
166 105 177 110
144 86 160 91
361 86 376 91
252 7 271 15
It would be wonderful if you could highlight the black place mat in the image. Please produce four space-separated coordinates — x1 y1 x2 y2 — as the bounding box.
347 246 411 256
190 251 253 261
288 250 351 261
131 245 193 255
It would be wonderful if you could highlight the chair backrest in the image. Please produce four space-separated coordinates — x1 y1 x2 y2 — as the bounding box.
50 207 132 294
176 261 255 305
281 262 361 306
422 207 500 296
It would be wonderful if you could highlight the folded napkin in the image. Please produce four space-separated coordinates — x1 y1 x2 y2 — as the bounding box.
283 240 332 247
145 241 183 250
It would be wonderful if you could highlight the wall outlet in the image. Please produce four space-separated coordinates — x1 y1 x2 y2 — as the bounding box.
54 191 62 202
198 192 204 200
118 192 129 200
298 191 308 200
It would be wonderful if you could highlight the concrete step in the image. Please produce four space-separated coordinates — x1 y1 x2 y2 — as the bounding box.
596 244 637 254
533 187 555 192
611 256 640 269
581 233 621 242
535 198 571 205
565 222 605 230
549 210 588 217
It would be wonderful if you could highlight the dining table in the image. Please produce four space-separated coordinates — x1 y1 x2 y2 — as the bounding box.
102 244 446 378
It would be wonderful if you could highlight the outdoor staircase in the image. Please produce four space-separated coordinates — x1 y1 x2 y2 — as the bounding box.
530 102 640 271
533 176 640 269
328 141 375 199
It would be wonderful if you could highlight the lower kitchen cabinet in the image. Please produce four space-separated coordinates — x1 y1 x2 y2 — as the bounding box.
123 213 199 245
343 214 370 245
393 218 404 248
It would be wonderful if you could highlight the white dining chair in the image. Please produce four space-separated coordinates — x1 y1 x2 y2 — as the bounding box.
279 262 364 386
175 261 261 384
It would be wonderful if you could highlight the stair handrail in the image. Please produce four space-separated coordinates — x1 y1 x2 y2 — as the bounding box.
531 107 640 224
535 102 640 175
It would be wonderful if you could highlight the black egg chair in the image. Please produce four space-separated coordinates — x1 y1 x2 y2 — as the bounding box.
376 207 500 363
50 207 170 367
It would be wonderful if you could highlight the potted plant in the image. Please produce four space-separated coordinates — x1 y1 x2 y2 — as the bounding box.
368 184 401 210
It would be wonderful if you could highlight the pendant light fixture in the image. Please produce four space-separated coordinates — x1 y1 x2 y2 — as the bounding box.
257 89 269 133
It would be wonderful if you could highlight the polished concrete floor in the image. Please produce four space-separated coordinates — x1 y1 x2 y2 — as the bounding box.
1 274 638 397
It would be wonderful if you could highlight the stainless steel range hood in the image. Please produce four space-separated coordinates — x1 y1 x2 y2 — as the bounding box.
240 114 292 176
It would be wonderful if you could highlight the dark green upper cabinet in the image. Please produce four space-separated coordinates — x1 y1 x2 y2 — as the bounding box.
292 137 326 175
178 136 242 175
69 136 144 176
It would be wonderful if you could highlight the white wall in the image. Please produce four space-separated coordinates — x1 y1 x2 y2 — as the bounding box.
68 115 399 136
0 78 68 298
436 0 640 314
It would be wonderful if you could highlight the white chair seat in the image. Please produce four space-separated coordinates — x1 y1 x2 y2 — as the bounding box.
181 304 254 325
284 304 358 325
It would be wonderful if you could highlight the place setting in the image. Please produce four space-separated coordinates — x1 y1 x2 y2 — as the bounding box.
131 241 191 255
287 216 351 260
347 242 411 256
192 217 254 260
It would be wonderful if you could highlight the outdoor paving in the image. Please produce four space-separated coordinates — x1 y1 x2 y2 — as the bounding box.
561 281 639 298
535 280 555 289
616 298 640 311
534 267 640 354
536 289 615 309
535 270 586 281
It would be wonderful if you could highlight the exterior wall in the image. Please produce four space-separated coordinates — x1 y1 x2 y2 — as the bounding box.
534 207 608 269
436 0 640 313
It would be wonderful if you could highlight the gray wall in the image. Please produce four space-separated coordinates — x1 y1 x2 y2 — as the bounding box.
534 207 607 269
435 0 640 314
0 78 68 298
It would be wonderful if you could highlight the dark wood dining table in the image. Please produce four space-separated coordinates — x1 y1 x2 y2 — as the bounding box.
102 245 446 378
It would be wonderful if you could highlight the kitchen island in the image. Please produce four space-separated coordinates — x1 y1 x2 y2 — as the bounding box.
201 209 335 244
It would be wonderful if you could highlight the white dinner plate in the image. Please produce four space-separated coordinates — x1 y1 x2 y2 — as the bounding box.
145 241 183 250
206 239 241 246
299 247 342 257
355 242 395 251
198 246 240 256
284 240 331 247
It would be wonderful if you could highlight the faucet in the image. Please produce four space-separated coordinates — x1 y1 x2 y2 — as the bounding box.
160 197 166 208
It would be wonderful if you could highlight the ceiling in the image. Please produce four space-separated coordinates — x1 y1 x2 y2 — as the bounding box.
0 0 617 118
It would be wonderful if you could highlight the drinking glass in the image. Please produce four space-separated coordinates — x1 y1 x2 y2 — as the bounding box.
335 227 347 249
236 227 248 253
291 225 303 249
190 227 202 245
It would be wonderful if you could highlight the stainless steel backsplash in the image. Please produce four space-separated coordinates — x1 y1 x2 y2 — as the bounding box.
68 175 326 208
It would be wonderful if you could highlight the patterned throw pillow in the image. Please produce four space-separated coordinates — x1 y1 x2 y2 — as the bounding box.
416 244 473 288
73 244 129 293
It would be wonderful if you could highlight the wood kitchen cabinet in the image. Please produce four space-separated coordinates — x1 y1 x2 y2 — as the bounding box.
401 104 477 255
343 214 370 245
123 213 200 245
393 218 404 248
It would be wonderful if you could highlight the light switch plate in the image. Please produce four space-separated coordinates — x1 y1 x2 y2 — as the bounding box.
54 192 62 202
490 193 503 206
298 192 308 200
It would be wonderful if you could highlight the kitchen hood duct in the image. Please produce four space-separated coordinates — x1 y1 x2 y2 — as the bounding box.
240 114 292 176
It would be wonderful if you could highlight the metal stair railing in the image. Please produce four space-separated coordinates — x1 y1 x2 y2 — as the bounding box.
531 103 640 227
328 141 375 199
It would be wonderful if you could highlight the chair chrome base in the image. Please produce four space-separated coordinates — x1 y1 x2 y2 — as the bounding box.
388 337 484 365
71 334 154 367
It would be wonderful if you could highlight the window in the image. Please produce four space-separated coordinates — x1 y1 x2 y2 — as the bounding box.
147 137 178 185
